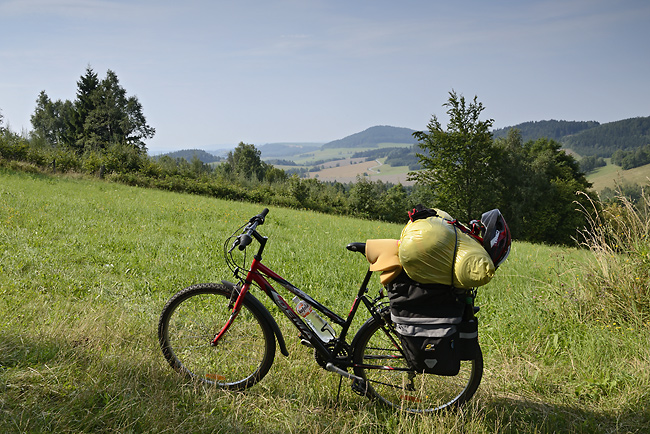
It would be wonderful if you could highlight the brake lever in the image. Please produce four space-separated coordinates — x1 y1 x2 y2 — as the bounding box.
230 209 269 253
228 237 241 253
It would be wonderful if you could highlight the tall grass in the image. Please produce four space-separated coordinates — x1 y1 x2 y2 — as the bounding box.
574 189 650 324
1 168 649 433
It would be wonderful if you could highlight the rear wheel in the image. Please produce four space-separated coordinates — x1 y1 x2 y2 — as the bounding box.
352 307 482 412
158 283 276 390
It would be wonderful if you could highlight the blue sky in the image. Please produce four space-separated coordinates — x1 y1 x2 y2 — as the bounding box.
1 0 648 153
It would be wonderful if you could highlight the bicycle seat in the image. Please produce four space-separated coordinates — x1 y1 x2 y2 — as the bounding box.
365 239 402 285
346 242 366 255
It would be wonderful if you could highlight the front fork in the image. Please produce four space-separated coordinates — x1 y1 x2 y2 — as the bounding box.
211 279 251 346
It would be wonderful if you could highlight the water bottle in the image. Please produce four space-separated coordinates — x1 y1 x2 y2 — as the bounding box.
292 296 336 342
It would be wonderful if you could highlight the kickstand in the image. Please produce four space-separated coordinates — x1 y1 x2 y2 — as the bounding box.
335 376 343 404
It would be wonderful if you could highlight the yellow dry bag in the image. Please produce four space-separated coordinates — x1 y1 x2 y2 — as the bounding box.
398 212 495 289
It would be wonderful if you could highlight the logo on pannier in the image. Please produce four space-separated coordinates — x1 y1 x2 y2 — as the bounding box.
424 343 436 351
424 359 438 369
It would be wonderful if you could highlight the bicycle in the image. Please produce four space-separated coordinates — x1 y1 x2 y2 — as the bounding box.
158 208 483 413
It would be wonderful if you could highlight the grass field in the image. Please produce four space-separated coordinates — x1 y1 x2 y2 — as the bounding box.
304 158 413 185
1 168 649 433
279 143 415 185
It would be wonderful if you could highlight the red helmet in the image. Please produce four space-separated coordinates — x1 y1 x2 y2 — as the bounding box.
481 209 511 268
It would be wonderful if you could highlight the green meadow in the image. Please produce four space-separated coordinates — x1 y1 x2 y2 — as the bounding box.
1 168 648 433
587 160 650 192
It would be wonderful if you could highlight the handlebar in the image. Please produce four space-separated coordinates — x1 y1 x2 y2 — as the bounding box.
230 208 269 252
250 208 270 225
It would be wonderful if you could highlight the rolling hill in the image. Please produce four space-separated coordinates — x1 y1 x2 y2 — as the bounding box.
151 121 650 191
257 142 323 158
562 117 650 157
492 120 600 142
321 125 417 149
493 117 650 157
154 149 222 164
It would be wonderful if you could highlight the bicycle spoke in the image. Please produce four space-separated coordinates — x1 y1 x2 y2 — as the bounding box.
159 284 276 390
353 307 483 412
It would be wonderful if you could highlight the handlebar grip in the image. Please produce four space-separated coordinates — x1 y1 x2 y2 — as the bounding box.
238 233 252 250
250 208 269 224
237 209 269 251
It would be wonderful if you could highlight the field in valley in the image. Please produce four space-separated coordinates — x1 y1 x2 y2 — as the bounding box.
275 145 650 191
304 158 414 185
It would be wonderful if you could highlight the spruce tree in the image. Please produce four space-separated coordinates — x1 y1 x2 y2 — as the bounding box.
409 90 497 221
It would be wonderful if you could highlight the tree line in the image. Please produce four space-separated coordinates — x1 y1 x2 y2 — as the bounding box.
1 73 602 245
31 66 155 154
351 146 421 170
492 120 600 143
579 155 607 173
611 143 650 170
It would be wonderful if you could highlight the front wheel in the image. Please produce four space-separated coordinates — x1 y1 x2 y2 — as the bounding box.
352 307 483 413
158 283 276 390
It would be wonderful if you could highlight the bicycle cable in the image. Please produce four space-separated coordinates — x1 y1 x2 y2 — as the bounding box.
223 222 250 277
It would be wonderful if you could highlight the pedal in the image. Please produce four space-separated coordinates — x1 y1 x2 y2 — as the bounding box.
351 379 369 396
298 334 313 348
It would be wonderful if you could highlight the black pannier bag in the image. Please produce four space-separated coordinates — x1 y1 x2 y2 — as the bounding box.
386 271 479 375
457 314 480 361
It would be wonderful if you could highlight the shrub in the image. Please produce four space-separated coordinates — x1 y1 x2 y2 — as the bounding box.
0 131 29 161
26 147 49 167
82 150 104 175
103 143 146 174
139 158 163 178
52 149 82 173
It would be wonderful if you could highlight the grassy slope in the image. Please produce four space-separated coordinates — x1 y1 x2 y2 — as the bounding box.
587 161 650 192
1 169 648 433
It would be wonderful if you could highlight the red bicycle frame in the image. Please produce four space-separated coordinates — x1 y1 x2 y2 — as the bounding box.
211 225 391 370
209 213 411 380
212 252 372 354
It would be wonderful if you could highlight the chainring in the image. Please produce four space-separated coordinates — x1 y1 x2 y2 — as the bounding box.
314 341 351 369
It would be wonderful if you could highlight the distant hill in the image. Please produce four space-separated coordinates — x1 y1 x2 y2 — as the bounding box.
492 120 600 142
156 149 221 164
258 142 323 159
153 117 650 165
561 117 650 157
322 125 417 149
492 117 650 157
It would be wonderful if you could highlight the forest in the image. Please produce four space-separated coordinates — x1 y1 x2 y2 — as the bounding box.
562 117 650 157
493 117 650 158
492 119 600 142
2 68 642 246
